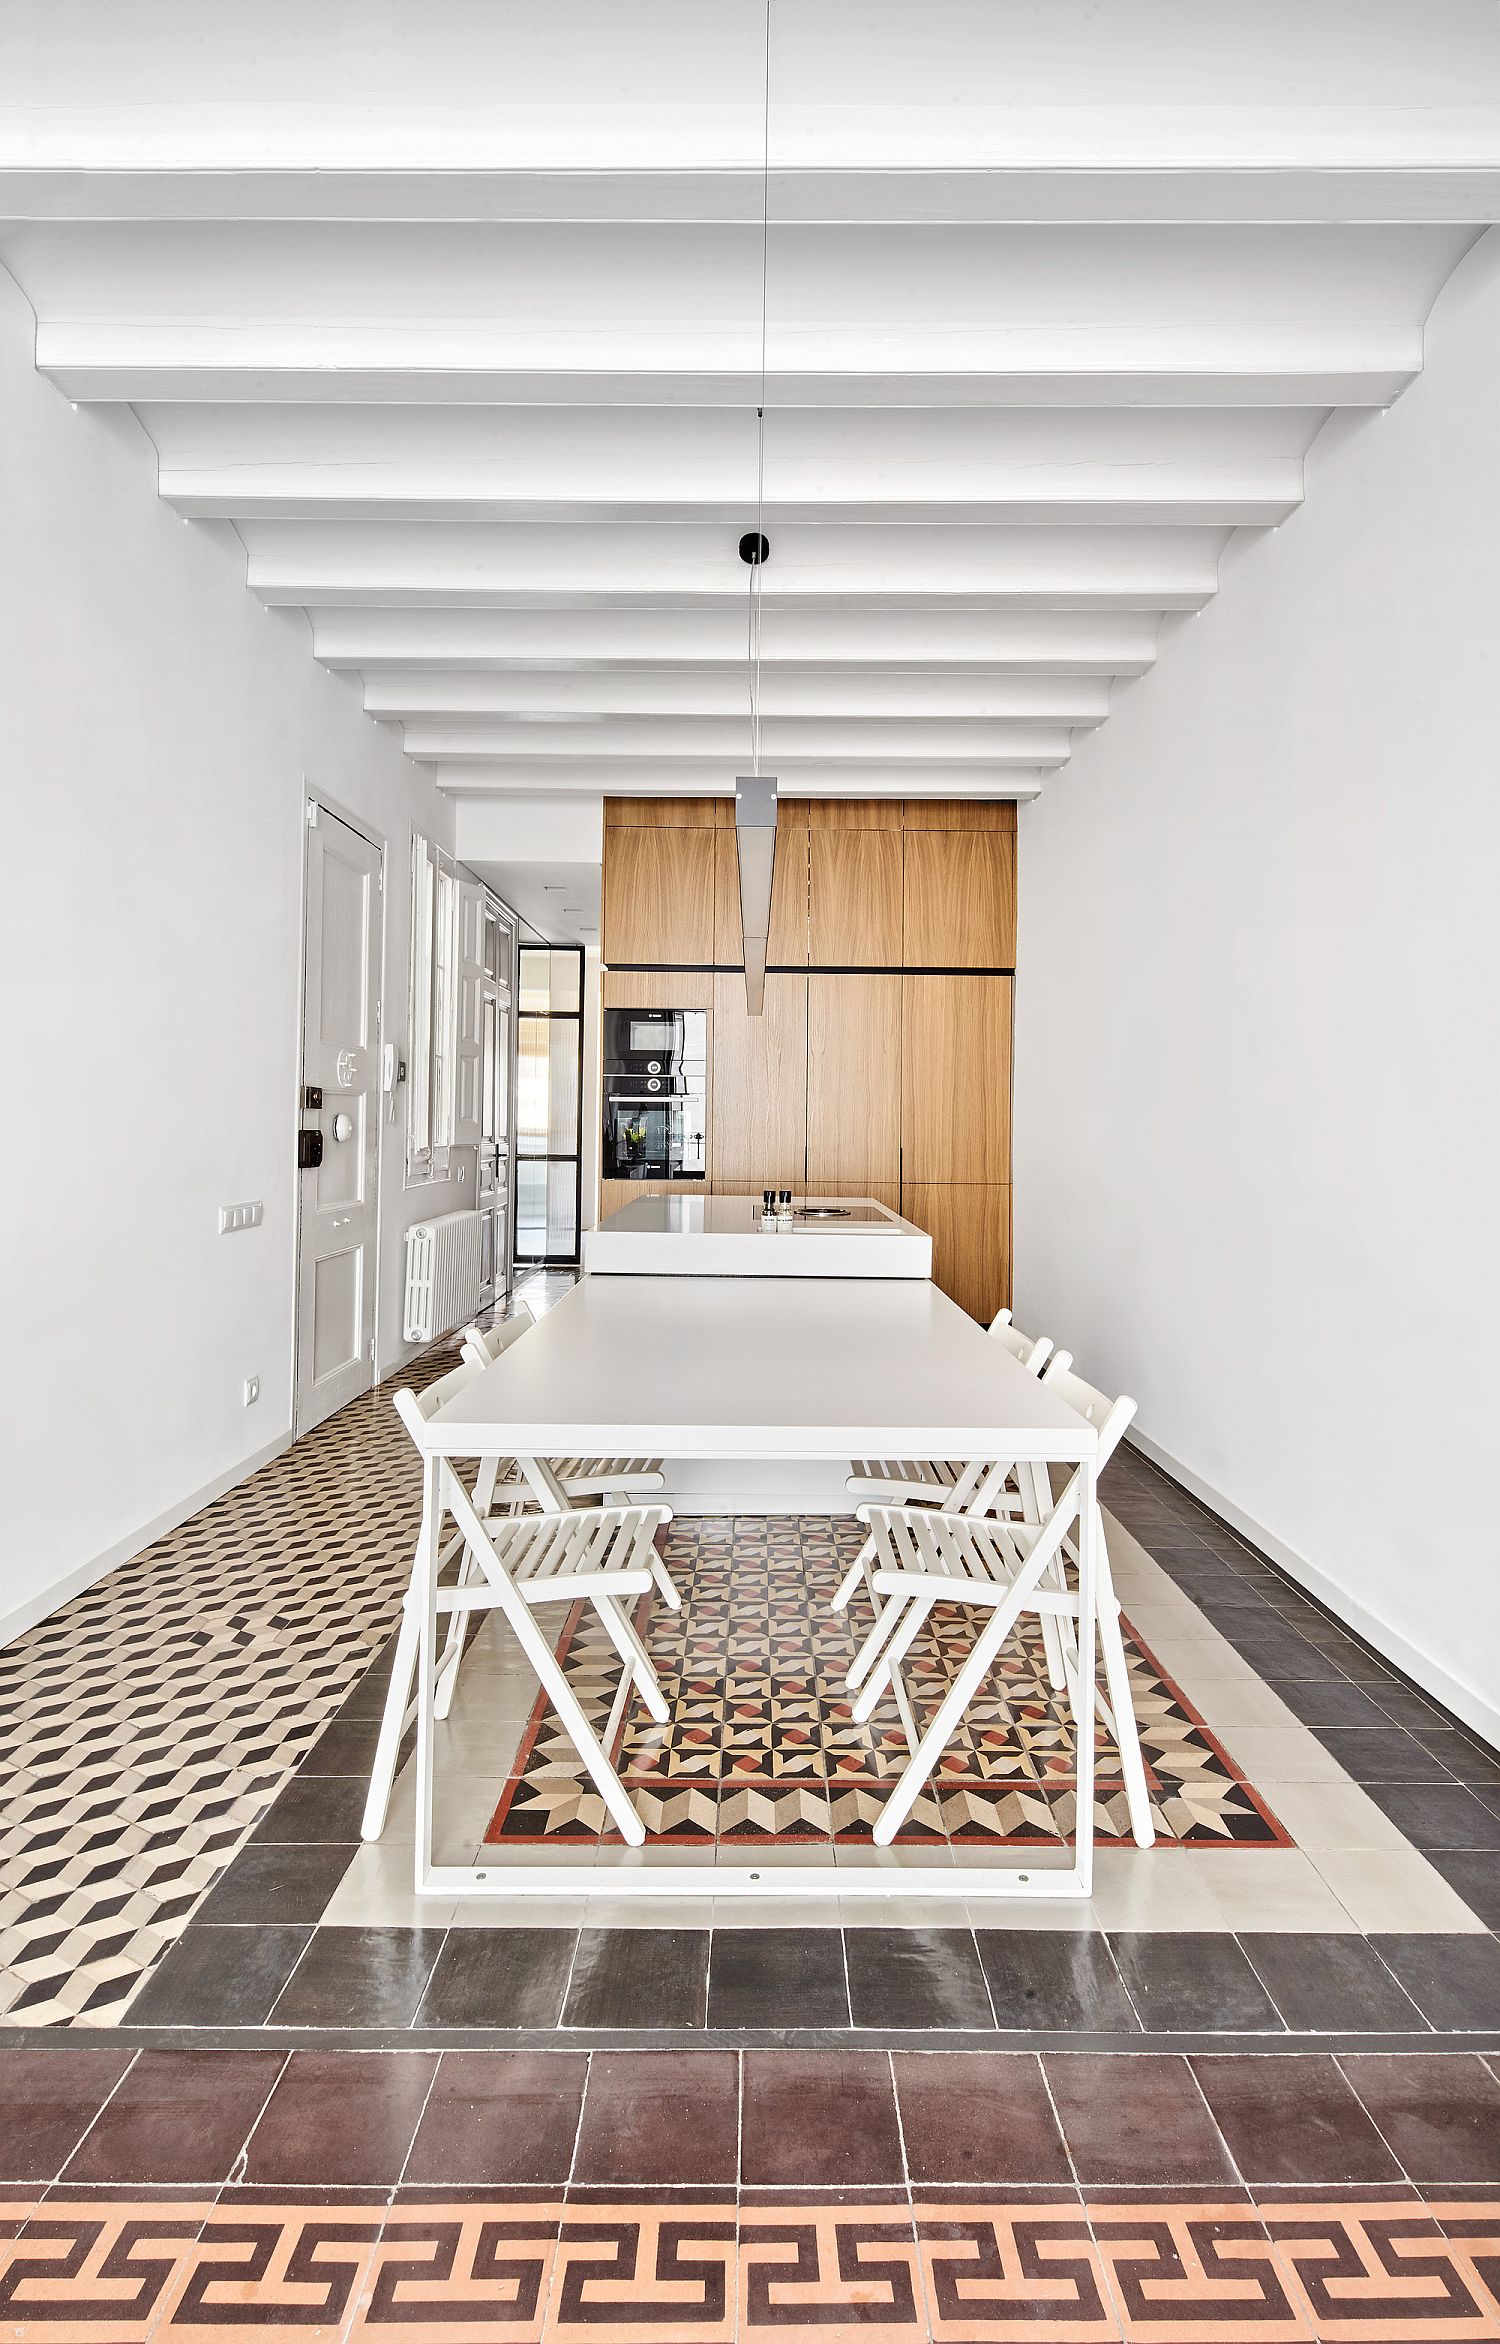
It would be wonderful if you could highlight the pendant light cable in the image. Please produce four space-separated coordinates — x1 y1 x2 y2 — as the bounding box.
748 0 771 775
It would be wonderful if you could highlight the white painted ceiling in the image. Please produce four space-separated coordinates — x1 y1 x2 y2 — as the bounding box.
2 0 1498 820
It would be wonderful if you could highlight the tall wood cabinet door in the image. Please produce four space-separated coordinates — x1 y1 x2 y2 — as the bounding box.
603 826 716 965
902 1184 1011 1322
805 974 901 1186
902 829 1016 968
900 975 1011 1183
711 971 808 1189
808 830 903 966
714 826 810 966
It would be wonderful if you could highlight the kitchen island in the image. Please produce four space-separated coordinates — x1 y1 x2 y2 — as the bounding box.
583 1192 933 1279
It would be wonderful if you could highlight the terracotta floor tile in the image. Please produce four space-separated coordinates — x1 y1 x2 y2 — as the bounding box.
571 2050 739 2186
741 2050 904 2186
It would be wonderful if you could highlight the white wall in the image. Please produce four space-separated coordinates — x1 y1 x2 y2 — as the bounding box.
0 262 465 1642
1013 228 1500 1740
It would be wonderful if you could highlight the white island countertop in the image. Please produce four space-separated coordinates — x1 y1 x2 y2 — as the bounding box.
582 1192 933 1279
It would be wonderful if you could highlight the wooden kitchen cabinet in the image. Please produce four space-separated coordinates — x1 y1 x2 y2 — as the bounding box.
713 823 810 966
805 973 900 1186
900 975 1011 1183
603 825 716 965
902 827 1016 968
901 1183 1012 1321
710 971 808 1189
808 828 903 965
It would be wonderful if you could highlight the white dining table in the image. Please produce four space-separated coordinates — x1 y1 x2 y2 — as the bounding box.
414 1273 1101 1905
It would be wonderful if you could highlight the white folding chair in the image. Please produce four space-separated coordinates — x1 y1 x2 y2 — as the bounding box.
460 1310 668 1508
845 1310 1055 1512
843 1366 1154 1850
361 1355 674 1842
834 1320 1071 1718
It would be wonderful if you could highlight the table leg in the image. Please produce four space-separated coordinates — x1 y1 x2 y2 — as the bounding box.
1074 1451 1098 1897
413 1452 442 1898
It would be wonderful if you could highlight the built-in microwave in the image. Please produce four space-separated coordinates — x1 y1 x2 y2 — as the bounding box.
602 1007 708 1182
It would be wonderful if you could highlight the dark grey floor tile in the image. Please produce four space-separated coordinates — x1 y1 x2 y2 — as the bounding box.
1236 1934 1426 2034
707 1928 850 2028
1268 1679 1393 1730
1360 1783 1500 1850
975 1930 1138 2032
1368 1935 1500 2032
1425 1851 1500 1929
271 1927 446 2026
250 1774 372 1844
300 1715 388 1773
562 1928 709 2027
415 1928 575 2028
1109 1933 1283 2033
843 1928 994 2031
125 1924 313 2026
1366 1680 1450 1726
1222 1633 1340 1681
194 1840 358 1924
1315 1730 1458 1785
1411 1729 1500 1791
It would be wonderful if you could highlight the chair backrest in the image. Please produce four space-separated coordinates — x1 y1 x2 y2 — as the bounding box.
393 1352 484 1445
987 1307 1052 1375
1042 1361 1137 1472
459 1300 536 1373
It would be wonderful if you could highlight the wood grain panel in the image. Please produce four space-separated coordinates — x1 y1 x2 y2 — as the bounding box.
604 796 726 827
603 825 716 965
900 975 1011 1183
713 824 810 966
806 974 900 1185
901 1184 1012 1322
710 970 808 1189
902 830 1016 968
806 798 903 830
602 970 714 1010
903 799 1017 831
803 1180 900 1210
808 829 903 966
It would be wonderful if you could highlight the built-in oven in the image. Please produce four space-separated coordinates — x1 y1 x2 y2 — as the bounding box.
602 1007 708 1182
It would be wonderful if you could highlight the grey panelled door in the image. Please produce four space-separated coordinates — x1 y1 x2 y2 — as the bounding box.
296 806 382 1432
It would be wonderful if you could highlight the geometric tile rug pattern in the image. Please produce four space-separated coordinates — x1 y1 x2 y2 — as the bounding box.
0 1339 463 2028
487 1515 1291 1851
3 2194 1499 2337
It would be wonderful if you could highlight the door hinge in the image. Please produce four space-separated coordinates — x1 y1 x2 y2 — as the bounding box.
369 1337 377 1364
306 800 320 829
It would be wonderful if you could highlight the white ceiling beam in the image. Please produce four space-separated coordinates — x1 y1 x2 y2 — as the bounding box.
361 669 1112 721
5 165 1500 227
398 716 1078 762
41 343 1419 412
426 773 1050 811
243 520 1225 609
311 605 1161 673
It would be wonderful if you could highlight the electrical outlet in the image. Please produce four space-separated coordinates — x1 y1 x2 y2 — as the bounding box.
243 1376 260 1406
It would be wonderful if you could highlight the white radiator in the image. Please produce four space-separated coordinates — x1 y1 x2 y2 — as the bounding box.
403 1210 483 1343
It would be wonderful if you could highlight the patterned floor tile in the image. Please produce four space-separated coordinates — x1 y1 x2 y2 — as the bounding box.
484 1519 1289 1855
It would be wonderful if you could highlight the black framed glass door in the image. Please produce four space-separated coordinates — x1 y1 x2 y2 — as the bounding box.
515 945 584 1265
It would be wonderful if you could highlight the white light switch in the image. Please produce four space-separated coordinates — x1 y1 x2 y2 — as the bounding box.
219 1201 264 1235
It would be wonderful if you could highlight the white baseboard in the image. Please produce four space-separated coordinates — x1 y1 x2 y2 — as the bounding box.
0 1431 295 1652
1128 1429 1500 1751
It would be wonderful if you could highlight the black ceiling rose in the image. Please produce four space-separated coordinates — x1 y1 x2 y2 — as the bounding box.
738 531 771 565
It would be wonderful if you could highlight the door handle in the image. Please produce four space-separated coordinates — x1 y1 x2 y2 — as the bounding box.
332 1111 355 1143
